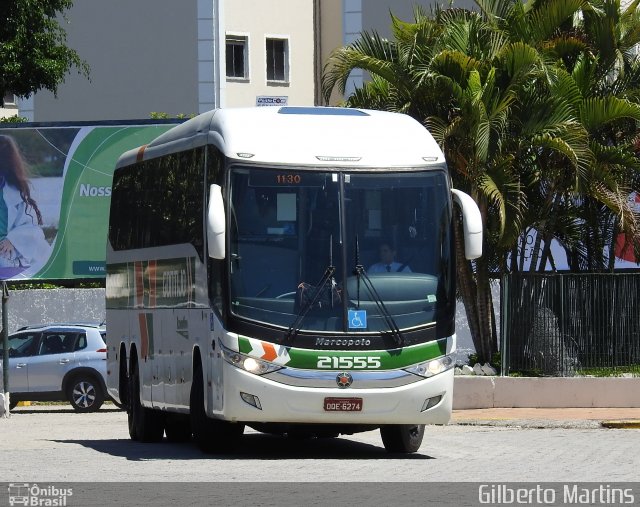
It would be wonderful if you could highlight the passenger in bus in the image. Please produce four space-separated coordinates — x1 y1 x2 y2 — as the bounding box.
368 241 412 273
0 135 52 273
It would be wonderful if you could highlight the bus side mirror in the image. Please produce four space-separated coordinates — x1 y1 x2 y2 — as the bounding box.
451 189 483 260
207 184 226 259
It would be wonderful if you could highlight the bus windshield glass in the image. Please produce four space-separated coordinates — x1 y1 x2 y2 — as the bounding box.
228 166 453 334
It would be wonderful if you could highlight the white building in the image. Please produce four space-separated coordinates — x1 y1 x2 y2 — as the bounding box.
8 0 320 121
2 1 479 121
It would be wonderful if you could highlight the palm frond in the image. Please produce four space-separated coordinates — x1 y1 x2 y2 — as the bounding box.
541 35 589 62
579 96 640 132
496 41 541 80
428 50 482 85
527 0 586 42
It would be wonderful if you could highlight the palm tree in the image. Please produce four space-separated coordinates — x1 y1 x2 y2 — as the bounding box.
323 0 640 362
323 5 588 361
513 0 640 272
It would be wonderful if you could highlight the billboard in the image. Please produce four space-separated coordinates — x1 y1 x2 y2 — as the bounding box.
613 191 640 267
0 122 178 281
515 192 640 272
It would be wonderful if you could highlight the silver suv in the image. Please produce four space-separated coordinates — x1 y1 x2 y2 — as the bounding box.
3 324 108 412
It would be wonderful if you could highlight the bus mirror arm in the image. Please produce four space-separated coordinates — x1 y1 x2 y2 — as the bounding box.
451 189 483 260
207 184 226 260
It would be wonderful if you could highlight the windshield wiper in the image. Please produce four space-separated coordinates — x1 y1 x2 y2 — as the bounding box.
285 237 338 343
352 236 404 346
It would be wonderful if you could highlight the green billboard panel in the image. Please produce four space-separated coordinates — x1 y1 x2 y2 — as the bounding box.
0 123 177 280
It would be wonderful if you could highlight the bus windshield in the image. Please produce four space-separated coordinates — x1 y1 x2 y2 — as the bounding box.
228 166 453 335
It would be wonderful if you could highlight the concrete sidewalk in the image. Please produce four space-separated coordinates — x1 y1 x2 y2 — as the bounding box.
452 408 640 429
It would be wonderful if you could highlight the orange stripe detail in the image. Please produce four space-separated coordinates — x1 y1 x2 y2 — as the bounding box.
136 145 147 163
261 342 278 362
139 313 149 360
148 261 157 308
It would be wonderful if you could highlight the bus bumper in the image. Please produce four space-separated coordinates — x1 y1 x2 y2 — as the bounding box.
211 362 453 425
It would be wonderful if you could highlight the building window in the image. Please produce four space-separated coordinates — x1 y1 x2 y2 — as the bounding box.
266 38 289 83
226 35 248 79
2 91 16 106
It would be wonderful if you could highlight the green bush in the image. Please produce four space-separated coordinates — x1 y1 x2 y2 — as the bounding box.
0 115 28 123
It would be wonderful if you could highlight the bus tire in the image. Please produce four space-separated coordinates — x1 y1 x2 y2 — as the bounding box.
118 345 129 409
190 360 244 453
380 424 425 453
128 358 164 443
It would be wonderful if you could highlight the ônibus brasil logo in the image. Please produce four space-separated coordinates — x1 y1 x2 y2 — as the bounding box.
8 483 73 506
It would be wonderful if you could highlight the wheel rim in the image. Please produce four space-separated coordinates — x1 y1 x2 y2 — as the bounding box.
72 381 96 408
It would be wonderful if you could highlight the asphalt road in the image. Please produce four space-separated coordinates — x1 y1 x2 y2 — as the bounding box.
1 406 637 484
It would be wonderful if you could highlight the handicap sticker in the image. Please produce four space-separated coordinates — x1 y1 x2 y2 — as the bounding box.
348 309 367 329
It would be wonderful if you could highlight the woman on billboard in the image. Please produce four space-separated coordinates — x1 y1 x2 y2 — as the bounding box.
0 135 51 277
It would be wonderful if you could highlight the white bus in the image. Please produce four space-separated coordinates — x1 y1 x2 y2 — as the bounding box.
106 106 482 453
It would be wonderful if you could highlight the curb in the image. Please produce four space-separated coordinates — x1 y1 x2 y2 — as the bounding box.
453 376 640 409
452 419 603 429
600 420 640 429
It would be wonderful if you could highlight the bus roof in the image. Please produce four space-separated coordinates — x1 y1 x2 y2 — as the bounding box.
116 106 445 169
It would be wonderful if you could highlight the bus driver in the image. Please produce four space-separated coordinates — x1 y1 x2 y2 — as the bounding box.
368 241 411 274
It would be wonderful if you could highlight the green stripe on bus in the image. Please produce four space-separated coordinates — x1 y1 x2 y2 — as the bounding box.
238 338 253 354
237 336 448 370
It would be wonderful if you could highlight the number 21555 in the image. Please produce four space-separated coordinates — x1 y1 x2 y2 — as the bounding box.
317 356 381 369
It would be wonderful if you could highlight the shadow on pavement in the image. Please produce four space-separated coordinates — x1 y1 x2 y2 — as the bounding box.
50 433 435 461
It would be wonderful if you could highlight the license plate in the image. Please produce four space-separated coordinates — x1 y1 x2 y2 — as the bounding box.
324 397 363 412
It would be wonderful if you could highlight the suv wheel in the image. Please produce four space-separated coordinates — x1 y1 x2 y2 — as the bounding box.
67 375 105 412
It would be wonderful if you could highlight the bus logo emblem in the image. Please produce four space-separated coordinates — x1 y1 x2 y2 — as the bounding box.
336 372 353 388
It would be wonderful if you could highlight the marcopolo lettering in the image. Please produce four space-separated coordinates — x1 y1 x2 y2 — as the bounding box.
79 183 112 197
315 337 371 347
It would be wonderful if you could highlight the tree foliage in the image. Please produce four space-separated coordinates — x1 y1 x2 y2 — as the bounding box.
323 0 640 361
0 0 89 106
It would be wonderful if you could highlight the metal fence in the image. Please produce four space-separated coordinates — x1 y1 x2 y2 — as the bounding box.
501 272 640 376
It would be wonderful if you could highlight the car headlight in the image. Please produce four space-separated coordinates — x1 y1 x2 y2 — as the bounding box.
221 345 283 375
404 355 454 377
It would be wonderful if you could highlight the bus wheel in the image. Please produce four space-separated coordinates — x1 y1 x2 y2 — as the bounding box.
380 424 425 453
165 415 192 443
190 361 244 453
128 359 164 443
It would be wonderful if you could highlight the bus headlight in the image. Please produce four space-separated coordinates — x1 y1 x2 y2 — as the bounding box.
404 355 454 378
221 346 282 375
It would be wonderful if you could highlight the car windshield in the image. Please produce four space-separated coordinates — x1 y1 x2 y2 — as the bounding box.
3 333 38 357
227 167 453 334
